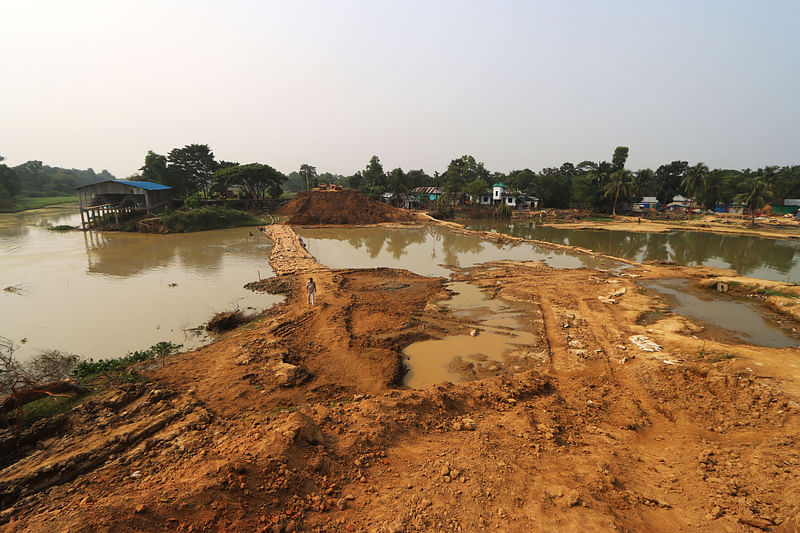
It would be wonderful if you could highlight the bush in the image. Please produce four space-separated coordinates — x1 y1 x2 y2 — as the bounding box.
71 341 182 381
158 206 264 232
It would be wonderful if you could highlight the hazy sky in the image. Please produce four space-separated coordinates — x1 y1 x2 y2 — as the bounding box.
1 1 798 178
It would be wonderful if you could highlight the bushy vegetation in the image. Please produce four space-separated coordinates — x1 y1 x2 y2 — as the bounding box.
71 341 182 381
157 206 264 232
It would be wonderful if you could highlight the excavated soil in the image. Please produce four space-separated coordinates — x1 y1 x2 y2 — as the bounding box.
276 191 420 226
2 221 800 532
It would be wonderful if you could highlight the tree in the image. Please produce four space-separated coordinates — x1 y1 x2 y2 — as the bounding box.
0 156 21 208
603 170 633 216
655 161 689 205
632 169 655 200
736 178 773 225
167 144 219 198
464 177 490 201
299 164 317 191
612 146 629 171
387 168 408 197
139 151 169 184
212 163 285 207
443 155 489 203
681 163 709 203
362 156 386 195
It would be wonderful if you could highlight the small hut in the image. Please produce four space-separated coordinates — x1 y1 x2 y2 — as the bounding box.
77 180 172 229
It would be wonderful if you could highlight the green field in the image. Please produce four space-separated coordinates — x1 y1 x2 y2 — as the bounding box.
0 196 77 213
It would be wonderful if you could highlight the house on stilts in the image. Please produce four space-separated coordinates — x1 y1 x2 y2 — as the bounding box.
77 180 173 229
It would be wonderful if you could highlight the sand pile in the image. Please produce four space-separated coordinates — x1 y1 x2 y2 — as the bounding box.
276 190 418 225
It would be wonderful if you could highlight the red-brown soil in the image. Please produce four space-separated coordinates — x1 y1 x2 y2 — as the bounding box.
2 223 800 532
276 191 420 226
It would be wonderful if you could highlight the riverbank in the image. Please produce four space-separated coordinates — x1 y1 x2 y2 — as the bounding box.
3 215 800 531
539 213 800 240
0 196 77 213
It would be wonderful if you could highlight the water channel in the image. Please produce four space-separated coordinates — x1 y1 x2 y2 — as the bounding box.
0 207 281 363
463 219 800 282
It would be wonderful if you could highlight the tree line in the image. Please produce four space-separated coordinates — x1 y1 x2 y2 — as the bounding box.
0 156 115 207
137 144 285 204
295 148 799 217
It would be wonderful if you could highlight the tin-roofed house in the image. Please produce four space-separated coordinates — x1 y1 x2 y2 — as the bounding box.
77 180 173 229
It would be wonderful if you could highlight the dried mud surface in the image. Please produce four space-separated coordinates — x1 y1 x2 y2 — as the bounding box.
2 221 800 532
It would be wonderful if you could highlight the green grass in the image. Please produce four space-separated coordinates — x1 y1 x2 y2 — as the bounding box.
71 341 182 382
158 206 265 232
20 393 90 425
0 196 77 213
581 216 614 222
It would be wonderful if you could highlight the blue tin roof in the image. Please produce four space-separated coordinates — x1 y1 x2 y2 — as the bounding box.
77 180 172 191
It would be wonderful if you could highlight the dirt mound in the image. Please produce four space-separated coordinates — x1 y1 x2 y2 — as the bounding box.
276 190 418 225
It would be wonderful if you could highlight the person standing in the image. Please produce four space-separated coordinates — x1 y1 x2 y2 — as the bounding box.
306 277 316 305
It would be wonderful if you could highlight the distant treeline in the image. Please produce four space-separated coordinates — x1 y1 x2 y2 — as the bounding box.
0 156 115 208
285 149 800 217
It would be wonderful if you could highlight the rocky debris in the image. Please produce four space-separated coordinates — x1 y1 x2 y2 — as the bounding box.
628 335 662 352
275 412 324 445
271 361 311 387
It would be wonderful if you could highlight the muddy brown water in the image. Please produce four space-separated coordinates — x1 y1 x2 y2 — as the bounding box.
640 278 798 348
296 225 619 277
464 219 800 282
1 207 281 363
403 282 538 389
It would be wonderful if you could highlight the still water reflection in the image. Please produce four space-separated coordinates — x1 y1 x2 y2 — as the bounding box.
0 207 279 363
464 220 800 282
296 226 619 277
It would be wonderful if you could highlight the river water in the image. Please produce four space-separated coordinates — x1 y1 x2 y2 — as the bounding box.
0 207 280 363
463 220 800 282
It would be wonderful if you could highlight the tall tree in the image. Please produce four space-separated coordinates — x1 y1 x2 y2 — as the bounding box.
736 178 773 225
681 162 709 203
167 144 219 198
443 155 489 203
603 170 633 216
362 156 386 195
0 156 21 208
140 151 169 184
655 161 689 205
299 164 317 191
612 146 629 171
632 168 655 199
213 163 285 207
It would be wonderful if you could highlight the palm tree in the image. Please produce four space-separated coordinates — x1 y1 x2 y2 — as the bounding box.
681 163 708 205
603 169 632 216
632 168 655 200
735 179 773 225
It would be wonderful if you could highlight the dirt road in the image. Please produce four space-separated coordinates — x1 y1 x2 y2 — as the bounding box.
1 221 799 532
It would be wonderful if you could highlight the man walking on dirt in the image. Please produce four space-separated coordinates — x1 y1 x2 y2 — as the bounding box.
306 277 316 305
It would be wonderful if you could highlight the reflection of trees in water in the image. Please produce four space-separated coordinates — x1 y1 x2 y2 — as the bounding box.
434 226 485 267
385 229 427 259
85 231 269 277
466 219 800 278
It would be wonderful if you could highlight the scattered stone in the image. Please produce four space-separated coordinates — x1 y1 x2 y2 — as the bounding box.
134 504 146 514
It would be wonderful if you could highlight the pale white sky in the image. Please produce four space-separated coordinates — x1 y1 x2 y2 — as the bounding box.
1 0 798 178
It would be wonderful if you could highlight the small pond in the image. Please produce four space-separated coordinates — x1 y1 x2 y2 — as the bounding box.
640 278 798 348
403 282 539 389
296 225 620 277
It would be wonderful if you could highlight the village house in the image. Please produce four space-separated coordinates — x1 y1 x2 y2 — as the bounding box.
77 180 173 229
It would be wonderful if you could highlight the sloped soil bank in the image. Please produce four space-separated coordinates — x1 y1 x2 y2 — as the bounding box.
2 224 800 532
277 191 419 225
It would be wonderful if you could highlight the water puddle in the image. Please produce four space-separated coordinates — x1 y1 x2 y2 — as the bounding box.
639 279 798 348
297 225 620 277
403 282 539 389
